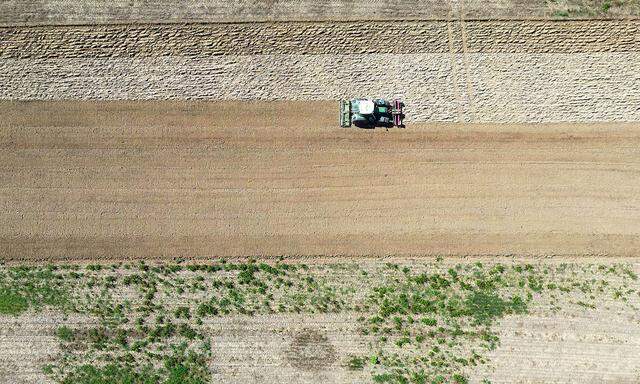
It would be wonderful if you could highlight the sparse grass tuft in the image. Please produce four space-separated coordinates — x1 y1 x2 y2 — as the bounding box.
0 288 28 315
464 292 527 325
548 0 639 17
345 355 366 370
56 326 74 342
60 364 158 384
453 373 468 384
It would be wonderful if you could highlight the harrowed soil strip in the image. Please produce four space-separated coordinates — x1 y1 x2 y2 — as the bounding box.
2 101 640 263
1 21 638 59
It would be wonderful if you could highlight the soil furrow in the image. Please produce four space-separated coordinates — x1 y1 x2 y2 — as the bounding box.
1 21 638 59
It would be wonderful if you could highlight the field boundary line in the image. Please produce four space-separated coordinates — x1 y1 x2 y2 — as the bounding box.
1 17 639 28
457 0 477 123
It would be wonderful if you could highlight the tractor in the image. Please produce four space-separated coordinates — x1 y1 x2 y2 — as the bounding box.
340 98 405 128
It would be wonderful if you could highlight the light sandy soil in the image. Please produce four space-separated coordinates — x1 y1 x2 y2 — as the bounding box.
0 311 93 384
208 307 640 384
205 313 370 384
478 310 640 384
2 21 638 124
206 310 640 384
4 21 637 59
1 101 639 263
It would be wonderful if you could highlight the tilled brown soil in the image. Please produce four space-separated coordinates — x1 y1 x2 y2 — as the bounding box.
2 101 640 263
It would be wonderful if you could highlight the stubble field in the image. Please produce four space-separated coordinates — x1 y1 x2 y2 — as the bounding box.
1 258 640 384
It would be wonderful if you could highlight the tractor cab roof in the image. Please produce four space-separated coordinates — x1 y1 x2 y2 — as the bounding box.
353 99 375 115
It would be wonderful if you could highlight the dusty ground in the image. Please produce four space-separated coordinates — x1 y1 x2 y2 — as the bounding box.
205 313 371 384
2 101 639 263
1 0 638 25
0 311 93 384
480 311 640 383
207 303 640 384
4 21 637 58
207 308 640 384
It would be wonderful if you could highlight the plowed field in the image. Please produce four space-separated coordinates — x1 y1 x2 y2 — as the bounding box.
2 101 640 263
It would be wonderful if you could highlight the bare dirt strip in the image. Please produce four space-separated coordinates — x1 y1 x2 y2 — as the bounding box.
1 101 640 263
1 0 638 26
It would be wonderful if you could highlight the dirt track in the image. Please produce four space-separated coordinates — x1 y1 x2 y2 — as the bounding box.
2 101 639 262
1 0 638 26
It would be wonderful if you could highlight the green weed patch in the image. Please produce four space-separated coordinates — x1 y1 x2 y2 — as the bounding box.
0 261 637 384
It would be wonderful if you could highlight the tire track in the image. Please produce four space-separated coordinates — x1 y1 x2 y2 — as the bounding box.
446 12 464 122
457 0 477 122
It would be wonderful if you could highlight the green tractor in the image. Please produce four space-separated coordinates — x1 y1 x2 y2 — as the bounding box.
340 98 405 128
